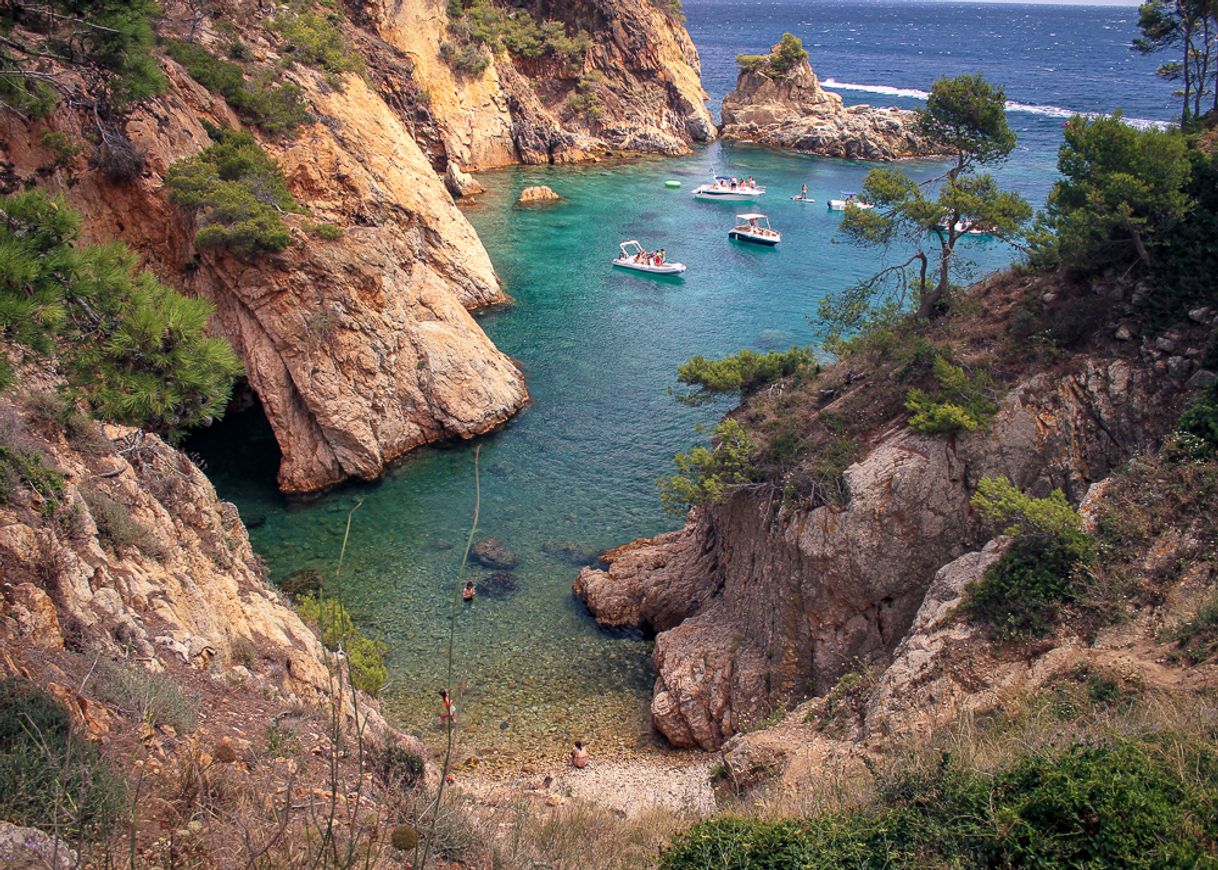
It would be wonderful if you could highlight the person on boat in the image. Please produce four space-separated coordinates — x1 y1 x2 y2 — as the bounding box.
801 183 808 199
438 689 456 726
659 249 666 263
462 581 476 602
747 176 755 188
570 741 589 769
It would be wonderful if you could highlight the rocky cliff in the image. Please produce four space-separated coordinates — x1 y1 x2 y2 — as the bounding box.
577 285 1216 750
362 0 716 170
720 46 939 160
0 7 530 493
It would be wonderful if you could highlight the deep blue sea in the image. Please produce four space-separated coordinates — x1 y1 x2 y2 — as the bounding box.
191 2 1178 766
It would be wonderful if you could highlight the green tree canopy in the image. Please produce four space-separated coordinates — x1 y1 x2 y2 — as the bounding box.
823 74 1029 339
0 190 242 438
1133 0 1218 125
1040 113 1192 272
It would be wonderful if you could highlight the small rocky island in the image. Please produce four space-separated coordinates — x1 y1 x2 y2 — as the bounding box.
720 34 942 160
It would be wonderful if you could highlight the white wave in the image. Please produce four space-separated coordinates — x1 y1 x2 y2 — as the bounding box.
820 78 1172 130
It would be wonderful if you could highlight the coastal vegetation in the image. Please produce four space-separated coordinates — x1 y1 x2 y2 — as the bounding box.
1135 0 1218 126
442 0 590 75
735 32 808 79
0 190 242 439
903 354 997 434
675 347 818 404
164 127 300 257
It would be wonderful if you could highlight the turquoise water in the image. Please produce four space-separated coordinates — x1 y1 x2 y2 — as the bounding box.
191 141 1026 764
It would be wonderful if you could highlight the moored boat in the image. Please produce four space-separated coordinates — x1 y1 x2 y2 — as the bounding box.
611 240 687 274
693 175 766 202
828 191 874 211
728 213 781 246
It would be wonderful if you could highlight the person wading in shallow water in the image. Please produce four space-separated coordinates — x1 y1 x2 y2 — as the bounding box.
570 740 589 769
439 689 456 727
462 580 476 602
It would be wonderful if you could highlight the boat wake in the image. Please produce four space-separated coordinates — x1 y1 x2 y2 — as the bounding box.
820 78 1171 130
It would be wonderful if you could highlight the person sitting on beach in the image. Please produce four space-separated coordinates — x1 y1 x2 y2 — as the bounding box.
462 581 476 602
570 741 589 769
439 689 456 726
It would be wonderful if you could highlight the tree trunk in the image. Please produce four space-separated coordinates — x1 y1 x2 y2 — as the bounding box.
918 246 952 319
1131 228 1151 267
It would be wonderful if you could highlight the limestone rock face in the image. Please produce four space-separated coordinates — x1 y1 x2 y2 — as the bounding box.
720 51 940 160
366 0 716 169
1 65 527 493
0 389 332 703
582 359 1178 749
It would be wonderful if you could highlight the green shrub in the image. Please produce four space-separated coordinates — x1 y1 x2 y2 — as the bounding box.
1172 592 1218 664
0 678 127 838
56 0 166 103
82 487 164 558
164 127 299 257
659 418 756 513
94 659 199 733
1175 378 1218 458
373 742 425 789
0 444 65 511
965 476 1093 639
676 346 817 404
164 39 309 137
661 739 1218 869
568 71 605 120
445 0 588 66
304 220 344 240
38 130 83 169
904 354 997 434
296 594 389 696
271 8 364 78
735 33 807 79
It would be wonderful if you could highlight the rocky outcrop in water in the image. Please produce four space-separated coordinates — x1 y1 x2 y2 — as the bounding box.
720 47 940 160
577 357 1185 749
366 0 716 169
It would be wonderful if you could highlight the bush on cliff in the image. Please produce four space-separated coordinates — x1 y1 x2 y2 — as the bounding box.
965 476 1093 639
0 190 243 439
735 32 807 79
165 40 309 137
445 0 589 67
0 678 127 839
271 7 365 80
164 127 299 257
904 354 997 434
675 346 818 404
296 594 389 697
659 418 757 513
660 738 1218 869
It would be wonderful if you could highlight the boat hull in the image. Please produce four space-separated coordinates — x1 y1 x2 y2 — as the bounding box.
612 259 687 274
728 231 780 246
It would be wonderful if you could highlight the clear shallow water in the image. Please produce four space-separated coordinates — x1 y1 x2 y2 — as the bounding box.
190 2 1176 765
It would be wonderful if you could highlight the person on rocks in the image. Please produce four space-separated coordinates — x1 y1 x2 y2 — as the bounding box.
439 689 456 727
570 740 589 769
462 581 476 602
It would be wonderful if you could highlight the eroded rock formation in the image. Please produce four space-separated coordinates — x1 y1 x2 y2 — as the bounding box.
2 58 527 494
720 48 940 160
365 0 716 169
577 358 1182 749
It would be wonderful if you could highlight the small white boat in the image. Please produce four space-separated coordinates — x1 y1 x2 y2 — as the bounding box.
790 194 816 203
935 219 995 239
693 175 766 202
828 191 874 211
611 240 687 274
728 213 781 246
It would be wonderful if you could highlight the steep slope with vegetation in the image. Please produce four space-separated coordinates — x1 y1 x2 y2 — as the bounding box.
0 0 532 493
579 78 1218 762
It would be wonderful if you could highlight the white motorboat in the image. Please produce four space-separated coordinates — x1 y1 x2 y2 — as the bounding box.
934 219 996 239
611 240 687 274
728 213 781 246
828 191 874 211
693 175 766 202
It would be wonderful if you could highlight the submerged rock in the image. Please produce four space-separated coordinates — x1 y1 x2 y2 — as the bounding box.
279 568 323 600
480 571 520 597
472 538 518 569
541 540 604 567
516 185 562 206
